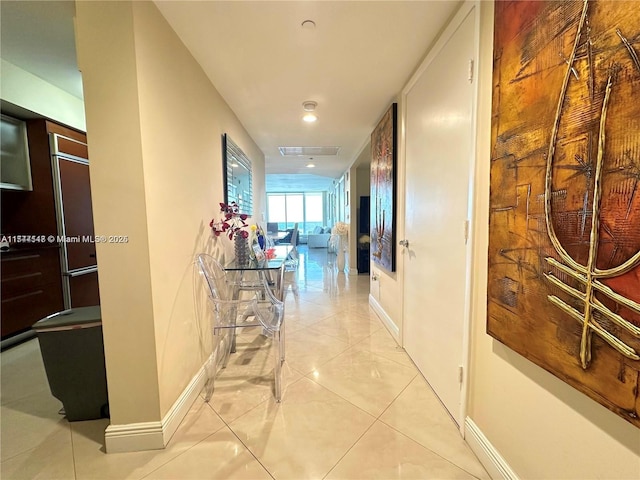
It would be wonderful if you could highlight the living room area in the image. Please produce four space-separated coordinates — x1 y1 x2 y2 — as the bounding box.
265 171 371 275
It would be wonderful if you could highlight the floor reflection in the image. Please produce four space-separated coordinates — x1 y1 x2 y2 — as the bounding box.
296 245 353 298
0 245 490 480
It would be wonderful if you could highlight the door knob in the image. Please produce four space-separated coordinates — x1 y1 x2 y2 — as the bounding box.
399 239 409 247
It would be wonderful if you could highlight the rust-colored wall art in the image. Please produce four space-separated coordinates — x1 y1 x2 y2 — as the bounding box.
488 0 640 427
371 103 397 272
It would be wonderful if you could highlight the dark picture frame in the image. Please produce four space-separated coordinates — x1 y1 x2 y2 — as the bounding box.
370 103 397 272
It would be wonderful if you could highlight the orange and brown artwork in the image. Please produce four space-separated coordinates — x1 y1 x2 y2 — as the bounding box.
488 0 640 427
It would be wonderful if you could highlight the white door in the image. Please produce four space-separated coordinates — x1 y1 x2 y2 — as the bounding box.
402 8 476 425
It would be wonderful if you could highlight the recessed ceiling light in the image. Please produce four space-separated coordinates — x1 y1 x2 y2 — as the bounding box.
302 101 318 122
302 101 317 111
303 113 318 123
307 163 315 168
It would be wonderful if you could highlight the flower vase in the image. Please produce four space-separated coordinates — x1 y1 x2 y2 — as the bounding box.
234 234 249 265
336 234 347 272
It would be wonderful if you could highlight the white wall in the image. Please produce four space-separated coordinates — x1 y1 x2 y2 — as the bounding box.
372 1 640 478
347 165 357 273
0 59 86 131
350 143 371 274
75 0 265 451
337 143 372 275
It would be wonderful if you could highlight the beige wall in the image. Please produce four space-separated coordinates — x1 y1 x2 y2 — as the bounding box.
76 0 160 426
354 144 371 274
347 165 357 273
356 163 370 201
344 143 373 273
465 2 640 478
75 0 265 429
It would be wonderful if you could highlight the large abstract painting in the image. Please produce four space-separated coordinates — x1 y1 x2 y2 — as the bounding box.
488 0 640 427
371 103 397 272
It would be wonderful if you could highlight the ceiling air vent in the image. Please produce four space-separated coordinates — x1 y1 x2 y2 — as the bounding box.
278 146 341 157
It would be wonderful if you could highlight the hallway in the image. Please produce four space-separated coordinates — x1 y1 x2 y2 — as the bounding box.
1 246 488 479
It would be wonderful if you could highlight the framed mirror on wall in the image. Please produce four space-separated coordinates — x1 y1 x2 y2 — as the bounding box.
223 134 253 216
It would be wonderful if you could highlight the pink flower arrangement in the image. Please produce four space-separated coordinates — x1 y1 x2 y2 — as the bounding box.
210 202 249 240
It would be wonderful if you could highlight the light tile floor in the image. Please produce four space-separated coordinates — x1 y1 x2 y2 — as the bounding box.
1 246 490 480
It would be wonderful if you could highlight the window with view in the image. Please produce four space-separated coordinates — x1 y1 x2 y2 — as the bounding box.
267 192 325 233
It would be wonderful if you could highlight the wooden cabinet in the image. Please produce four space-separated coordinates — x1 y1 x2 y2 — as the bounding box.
0 114 33 191
69 271 100 308
50 129 99 308
0 119 100 339
1 246 64 338
1 120 59 239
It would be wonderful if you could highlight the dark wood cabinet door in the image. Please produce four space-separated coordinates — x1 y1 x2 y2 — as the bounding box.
69 271 100 307
57 159 96 271
1 247 64 338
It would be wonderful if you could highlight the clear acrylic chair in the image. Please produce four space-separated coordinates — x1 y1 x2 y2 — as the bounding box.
237 234 281 324
282 246 299 300
277 222 298 246
196 253 286 402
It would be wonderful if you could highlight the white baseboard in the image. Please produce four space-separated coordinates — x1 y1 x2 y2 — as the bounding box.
105 421 164 453
369 294 400 342
105 360 208 453
464 417 519 480
161 361 208 445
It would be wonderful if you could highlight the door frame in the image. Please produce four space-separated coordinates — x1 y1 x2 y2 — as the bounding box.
398 0 480 433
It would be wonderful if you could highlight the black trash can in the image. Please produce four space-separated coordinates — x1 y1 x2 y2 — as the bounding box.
33 306 109 421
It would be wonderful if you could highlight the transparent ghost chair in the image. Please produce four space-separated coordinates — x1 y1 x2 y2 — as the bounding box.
234 229 278 298
238 233 280 323
277 222 299 246
196 253 286 402
282 246 300 300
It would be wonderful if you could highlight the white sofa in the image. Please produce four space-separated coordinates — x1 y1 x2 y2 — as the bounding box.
307 226 332 248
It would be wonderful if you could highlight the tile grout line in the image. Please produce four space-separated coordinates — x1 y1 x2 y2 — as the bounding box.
207 393 278 480
321 419 378 480
68 421 79 480
216 397 278 480
139 395 277 480
376 414 486 480
137 400 231 479
375 374 488 480
321 372 419 479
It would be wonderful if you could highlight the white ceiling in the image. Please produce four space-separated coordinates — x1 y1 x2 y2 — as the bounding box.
1 0 460 191
0 1 82 98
